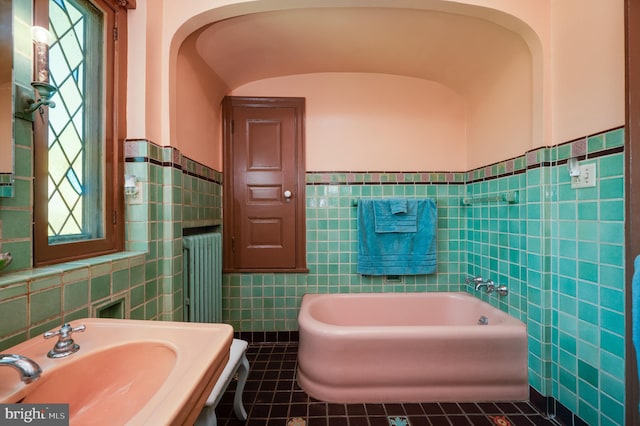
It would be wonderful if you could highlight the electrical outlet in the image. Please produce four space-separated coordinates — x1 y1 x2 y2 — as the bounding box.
571 163 597 189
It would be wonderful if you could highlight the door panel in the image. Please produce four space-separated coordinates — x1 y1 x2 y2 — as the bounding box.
223 97 307 272
247 185 282 203
247 218 284 247
247 121 282 169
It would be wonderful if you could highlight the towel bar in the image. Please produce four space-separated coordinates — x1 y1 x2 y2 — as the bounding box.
351 198 436 206
461 190 519 205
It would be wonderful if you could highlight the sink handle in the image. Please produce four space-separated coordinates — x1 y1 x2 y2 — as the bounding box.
44 323 86 358
44 323 86 339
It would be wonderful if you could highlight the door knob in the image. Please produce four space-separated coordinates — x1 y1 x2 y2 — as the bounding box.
284 190 292 199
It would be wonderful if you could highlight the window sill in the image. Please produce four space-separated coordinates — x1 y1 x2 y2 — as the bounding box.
0 251 146 288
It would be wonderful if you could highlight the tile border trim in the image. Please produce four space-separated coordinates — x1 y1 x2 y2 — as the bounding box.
123 127 623 187
307 126 624 185
124 139 222 185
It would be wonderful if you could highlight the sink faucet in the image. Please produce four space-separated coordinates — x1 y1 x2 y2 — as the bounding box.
0 354 42 384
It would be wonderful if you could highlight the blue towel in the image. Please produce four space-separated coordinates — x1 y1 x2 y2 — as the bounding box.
357 198 437 275
633 255 640 412
374 199 417 233
389 199 408 214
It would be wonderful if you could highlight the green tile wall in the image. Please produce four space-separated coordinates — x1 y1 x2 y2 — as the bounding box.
223 180 467 331
0 132 226 350
549 130 625 426
463 128 625 426
0 252 147 350
124 140 223 323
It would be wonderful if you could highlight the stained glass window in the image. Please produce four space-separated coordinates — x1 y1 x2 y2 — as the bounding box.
47 0 104 243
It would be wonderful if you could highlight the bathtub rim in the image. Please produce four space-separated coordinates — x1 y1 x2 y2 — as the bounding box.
298 291 526 334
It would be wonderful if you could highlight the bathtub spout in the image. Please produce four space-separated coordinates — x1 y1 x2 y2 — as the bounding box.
475 279 495 293
474 280 508 296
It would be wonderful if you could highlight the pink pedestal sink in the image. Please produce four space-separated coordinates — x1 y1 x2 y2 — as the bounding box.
0 318 233 425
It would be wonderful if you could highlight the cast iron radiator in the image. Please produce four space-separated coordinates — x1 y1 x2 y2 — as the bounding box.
182 232 222 323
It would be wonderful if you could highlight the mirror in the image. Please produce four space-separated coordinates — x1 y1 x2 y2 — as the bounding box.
0 0 13 194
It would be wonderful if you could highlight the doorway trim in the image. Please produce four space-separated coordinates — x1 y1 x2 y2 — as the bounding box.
626 0 639 424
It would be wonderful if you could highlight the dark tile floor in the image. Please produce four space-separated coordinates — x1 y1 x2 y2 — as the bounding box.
214 343 561 426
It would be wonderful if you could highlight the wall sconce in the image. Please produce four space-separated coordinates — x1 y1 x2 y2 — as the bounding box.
23 81 57 113
14 26 57 121
567 157 580 177
15 82 57 120
124 175 138 196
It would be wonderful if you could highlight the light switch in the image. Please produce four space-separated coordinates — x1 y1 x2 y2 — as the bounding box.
571 163 596 189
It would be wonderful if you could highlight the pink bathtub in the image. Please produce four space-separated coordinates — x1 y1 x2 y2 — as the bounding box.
296 292 528 403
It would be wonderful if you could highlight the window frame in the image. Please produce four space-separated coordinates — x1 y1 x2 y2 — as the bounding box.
33 0 131 266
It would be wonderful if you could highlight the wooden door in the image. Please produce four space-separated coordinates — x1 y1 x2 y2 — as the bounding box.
222 97 307 272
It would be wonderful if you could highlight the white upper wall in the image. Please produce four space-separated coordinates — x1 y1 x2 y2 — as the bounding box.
232 73 468 171
126 0 624 170
550 0 625 144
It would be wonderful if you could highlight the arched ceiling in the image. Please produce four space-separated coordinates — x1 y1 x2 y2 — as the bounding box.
192 7 531 95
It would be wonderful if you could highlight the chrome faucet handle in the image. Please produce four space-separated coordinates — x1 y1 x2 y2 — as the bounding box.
485 280 495 294
44 323 86 358
44 323 86 339
495 285 509 296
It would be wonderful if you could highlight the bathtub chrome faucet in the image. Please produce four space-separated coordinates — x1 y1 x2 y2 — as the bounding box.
465 276 493 291
465 276 508 296
0 354 42 384
475 279 495 293
493 284 509 296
